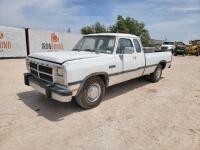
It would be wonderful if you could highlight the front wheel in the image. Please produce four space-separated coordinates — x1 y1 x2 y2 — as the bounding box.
150 64 162 83
75 76 105 109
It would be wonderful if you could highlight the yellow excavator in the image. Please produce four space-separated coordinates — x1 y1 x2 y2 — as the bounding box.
186 40 200 56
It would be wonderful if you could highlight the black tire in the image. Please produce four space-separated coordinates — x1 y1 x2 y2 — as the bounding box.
75 76 105 109
150 64 162 83
196 51 200 56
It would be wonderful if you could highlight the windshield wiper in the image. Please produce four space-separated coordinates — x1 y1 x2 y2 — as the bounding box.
72 48 80 51
82 49 100 54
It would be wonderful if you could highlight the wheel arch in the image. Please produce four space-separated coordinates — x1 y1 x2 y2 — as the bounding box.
75 72 109 96
159 60 167 69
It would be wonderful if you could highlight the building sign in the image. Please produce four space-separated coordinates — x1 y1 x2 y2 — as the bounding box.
0 32 12 50
0 26 26 58
28 29 82 53
41 33 64 50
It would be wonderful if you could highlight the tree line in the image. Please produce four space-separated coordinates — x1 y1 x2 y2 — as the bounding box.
81 15 151 46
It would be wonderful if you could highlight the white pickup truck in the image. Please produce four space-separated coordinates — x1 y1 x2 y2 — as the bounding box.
161 41 175 52
24 33 172 109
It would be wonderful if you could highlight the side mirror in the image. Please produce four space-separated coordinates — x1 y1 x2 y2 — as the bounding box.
124 47 134 54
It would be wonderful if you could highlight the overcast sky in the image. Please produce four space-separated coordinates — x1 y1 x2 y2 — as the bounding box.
0 0 200 42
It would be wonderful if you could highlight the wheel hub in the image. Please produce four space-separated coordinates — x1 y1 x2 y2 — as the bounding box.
87 83 101 102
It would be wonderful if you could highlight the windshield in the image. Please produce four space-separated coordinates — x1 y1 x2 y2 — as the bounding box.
163 42 174 45
73 36 116 54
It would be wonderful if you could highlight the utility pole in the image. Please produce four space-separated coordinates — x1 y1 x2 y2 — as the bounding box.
67 28 71 33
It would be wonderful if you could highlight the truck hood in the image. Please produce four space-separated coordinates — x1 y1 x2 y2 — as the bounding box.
29 51 101 64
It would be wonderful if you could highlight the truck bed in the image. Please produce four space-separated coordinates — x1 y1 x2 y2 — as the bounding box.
143 50 172 75
143 47 171 53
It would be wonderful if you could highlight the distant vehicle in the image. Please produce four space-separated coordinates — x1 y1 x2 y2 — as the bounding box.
161 41 175 53
187 40 200 56
24 33 172 109
174 42 187 56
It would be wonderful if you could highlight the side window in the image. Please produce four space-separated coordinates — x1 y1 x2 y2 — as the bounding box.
133 39 142 53
116 38 133 54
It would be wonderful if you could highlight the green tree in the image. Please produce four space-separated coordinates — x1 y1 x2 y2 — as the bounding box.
81 16 151 46
109 16 151 46
81 22 106 34
81 26 94 34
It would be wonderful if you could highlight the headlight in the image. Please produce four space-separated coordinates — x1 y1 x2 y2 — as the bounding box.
56 67 64 76
55 67 65 85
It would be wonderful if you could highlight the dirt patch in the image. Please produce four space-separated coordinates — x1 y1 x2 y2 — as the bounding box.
0 56 200 150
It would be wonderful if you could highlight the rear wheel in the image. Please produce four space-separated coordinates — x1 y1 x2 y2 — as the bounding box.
150 64 162 83
196 50 200 56
75 76 105 109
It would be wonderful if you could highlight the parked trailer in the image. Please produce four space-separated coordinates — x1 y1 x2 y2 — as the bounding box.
28 29 82 54
0 26 27 58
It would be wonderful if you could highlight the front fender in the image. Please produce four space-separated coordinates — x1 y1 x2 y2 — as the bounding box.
75 72 109 97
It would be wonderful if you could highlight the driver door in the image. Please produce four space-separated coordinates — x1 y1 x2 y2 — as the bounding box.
115 38 138 82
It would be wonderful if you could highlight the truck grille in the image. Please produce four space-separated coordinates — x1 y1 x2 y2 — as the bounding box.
29 62 53 82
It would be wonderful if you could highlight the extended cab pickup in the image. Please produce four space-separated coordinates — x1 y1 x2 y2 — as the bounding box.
24 33 172 109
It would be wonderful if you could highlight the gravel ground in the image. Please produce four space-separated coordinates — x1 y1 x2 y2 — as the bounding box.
0 56 200 150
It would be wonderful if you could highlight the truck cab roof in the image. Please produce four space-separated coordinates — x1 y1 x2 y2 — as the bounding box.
85 33 139 39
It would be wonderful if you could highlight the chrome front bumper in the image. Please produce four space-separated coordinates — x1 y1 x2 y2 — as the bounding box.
24 73 72 102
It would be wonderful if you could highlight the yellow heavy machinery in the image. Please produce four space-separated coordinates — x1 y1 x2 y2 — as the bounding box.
187 40 200 56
